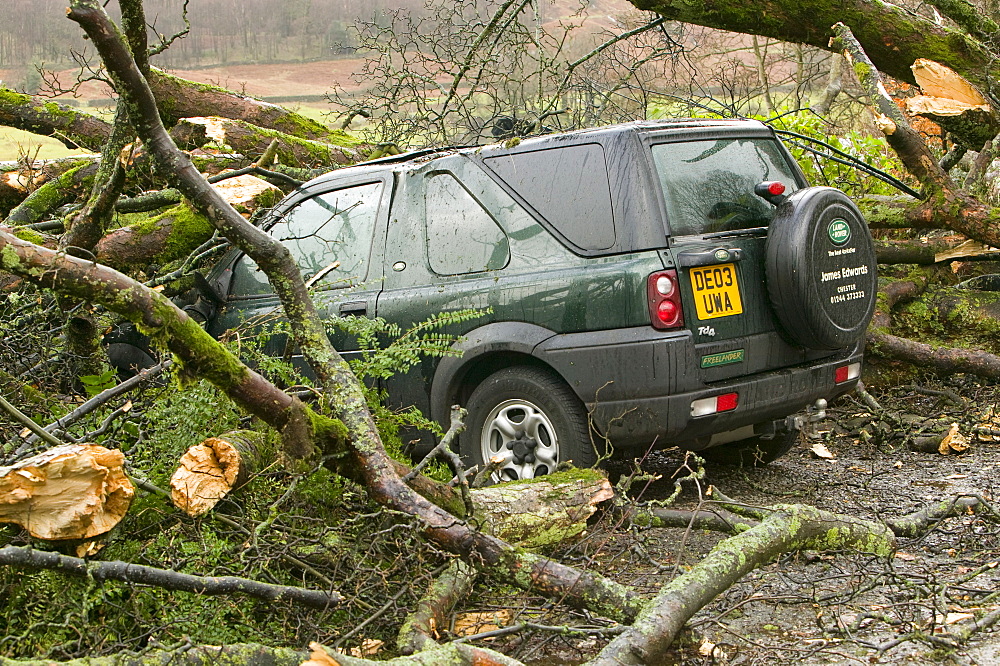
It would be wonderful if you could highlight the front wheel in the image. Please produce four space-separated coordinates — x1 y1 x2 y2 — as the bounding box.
698 428 799 467
460 367 594 482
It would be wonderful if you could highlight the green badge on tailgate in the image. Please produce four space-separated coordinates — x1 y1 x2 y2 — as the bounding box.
701 349 745 368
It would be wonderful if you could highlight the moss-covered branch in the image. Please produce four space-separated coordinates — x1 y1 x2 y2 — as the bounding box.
0 546 342 609
589 504 895 666
0 88 112 151
628 0 999 95
173 117 362 167
94 201 214 268
147 68 338 140
0 644 306 666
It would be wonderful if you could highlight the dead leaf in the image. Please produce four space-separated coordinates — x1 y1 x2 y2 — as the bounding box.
938 423 969 455
894 552 917 561
302 642 339 666
698 639 716 656
349 639 383 658
453 610 514 637
75 540 104 557
810 442 835 459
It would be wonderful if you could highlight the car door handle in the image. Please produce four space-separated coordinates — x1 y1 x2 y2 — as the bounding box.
676 247 744 268
339 301 368 316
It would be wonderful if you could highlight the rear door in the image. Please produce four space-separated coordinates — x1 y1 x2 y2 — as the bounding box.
648 136 823 380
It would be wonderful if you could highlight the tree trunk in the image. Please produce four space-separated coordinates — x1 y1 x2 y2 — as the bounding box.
628 0 998 95
147 68 338 140
175 117 362 167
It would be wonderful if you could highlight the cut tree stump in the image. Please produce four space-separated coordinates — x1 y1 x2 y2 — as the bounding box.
0 444 134 540
170 432 266 517
469 469 614 548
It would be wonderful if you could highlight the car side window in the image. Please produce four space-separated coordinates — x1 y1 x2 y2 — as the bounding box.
482 143 615 251
229 181 384 297
425 172 509 275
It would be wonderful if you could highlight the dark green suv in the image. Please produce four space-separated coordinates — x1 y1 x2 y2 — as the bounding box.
199 119 877 480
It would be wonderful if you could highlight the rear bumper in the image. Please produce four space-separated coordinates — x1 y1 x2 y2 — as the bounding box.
588 349 860 448
534 325 862 449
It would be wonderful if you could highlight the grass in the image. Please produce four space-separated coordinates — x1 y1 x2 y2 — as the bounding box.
0 127 90 162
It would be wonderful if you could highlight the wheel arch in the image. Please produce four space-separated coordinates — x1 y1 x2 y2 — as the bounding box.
430 322 569 425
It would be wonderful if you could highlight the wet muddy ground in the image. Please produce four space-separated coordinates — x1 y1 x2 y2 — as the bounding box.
471 376 1000 664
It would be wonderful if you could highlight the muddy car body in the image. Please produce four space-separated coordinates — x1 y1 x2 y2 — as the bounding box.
185 119 878 479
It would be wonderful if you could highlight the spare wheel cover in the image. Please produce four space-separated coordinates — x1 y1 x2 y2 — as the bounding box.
766 187 877 350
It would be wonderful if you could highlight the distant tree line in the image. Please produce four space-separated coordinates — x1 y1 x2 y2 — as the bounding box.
0 0 422 91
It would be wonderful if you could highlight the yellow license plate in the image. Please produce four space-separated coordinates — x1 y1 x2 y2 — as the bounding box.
690 263 743 320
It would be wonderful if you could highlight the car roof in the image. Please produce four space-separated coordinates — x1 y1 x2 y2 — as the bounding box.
300 118 773 186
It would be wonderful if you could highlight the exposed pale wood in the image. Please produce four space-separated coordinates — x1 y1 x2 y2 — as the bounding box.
904 59 1000 148
911 58 989 107
0 444 134 540
211 173 282 211
934 239 1000 263
170 433 262 517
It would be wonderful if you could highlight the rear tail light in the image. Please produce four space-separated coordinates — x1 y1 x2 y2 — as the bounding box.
648 269 684 329
691 392 739 417
835 362 861 384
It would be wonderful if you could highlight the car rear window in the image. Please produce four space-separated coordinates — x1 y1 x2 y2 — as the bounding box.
651 138 799 236
483 143 615 251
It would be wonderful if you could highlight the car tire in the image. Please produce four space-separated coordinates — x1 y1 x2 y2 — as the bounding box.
699 428 799 467
766 187 877 350
460 367 595 482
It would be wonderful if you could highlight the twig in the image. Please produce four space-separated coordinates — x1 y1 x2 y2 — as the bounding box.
0 545 341 609
855 381 883 413
0 393 65 449
210 512 337 592
403 406 474 515
26 360 171 446
334 563 448 649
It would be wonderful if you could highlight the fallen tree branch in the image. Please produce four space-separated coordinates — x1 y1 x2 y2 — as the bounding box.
588 504 895 665
0 87 112 150
0 644 306 666
883 495 991 537
0 546 342 609
398 559 478 655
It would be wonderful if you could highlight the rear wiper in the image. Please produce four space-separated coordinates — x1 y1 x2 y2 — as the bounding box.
702 225 768 240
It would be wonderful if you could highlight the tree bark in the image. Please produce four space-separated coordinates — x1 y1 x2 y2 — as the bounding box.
5 163 97 227
147 68 338 140
628 0 999 95
92 201 214 269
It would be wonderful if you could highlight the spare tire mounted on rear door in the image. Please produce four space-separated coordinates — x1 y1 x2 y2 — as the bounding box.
765 187 878 350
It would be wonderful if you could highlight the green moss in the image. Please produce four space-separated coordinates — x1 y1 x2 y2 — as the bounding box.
122 200 214 264
11 228 46 246
308 409 350 451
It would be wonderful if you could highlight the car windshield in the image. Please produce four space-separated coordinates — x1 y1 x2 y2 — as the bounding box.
651 138 799 236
